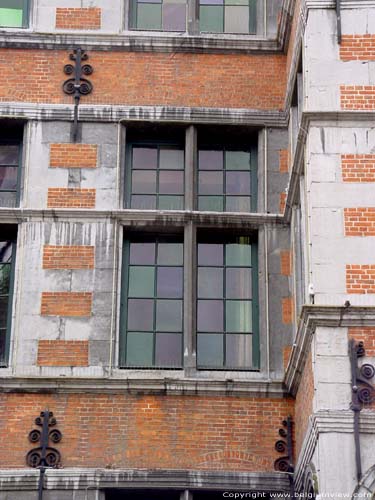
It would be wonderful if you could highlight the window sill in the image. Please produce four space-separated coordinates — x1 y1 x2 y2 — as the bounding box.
0 30 281 54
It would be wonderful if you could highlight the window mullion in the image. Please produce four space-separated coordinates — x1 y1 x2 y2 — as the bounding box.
183 221 196 375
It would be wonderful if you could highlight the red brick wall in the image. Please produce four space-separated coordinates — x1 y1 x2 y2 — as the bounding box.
342 154 375 182
0 50 286 110
282 297 294 324
344 208 375 236
280 192 287 213
55 8 101 30
41 292 92 317
37 340 89 367
49 144 98 168
340 35 375 61
294 351 314 458
47 188 96 208
346 265 375 294
341 86 375 110
0 393 293 470
43 246 95 270
280 250 292 276
349 327 375 356
279 149 289 173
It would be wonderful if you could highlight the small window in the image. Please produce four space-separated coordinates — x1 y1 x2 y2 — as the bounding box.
130 0 187 31
196 233 258 370
120 235 184 368
199 0 256 34
126 134 185 210
0 225 17 367
0 0 29 28
198 149 256 212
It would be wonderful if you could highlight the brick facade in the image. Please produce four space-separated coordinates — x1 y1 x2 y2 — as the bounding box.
0 50 286 109
342 154 375 182
47 188 96 208
43 246 95 270
55 8 101 30
344 208 375 236
41 292 93 317
349 327 375 356
282 297 294 324
280 192 287 213
280 250 292 276
346 265 375 294
49 144 98 168
0 393 293 470
37 340 89 366
340 86 375 110
294 352 314 456
279 149 289 173
340 35 375 61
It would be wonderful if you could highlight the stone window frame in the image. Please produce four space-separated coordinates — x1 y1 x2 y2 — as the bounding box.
117 124 267 377
124 0 266 37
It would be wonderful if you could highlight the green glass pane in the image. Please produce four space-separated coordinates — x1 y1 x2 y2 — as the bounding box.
200 6 223 32
226 240 252 266
128 266 155 298
0 264 10 295
226 334 252 368
197 334 223 367
157 243 183 265
0 296 9 329
226 300 252 333
224 5 249 33
137 3 162 29
225 0 248 5
198 267 223 299
226 196 251 213
156 299 182 331
159 148 184 169
126 332 154 366
0 8 23 27
225 151 251 170
198 196 224 212
158 195 184 210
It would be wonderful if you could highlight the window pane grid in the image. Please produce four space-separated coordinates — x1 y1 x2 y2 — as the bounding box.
199 0 256 34
123 237 184 369
130 145 184 210
197 238 254 370
131 0 187 32
198 149 252 213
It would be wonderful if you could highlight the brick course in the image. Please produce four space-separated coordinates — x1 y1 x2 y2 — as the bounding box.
349 327 375 356
340 35 375 61
37 340 89 366
43 246 94 270
280 192 287 213
49 144 98 168
55 8 101 30
0 50 286 110
342 154 375 182
280 250 292 276
47 188 96 208
41 292 92 317
282 297 294 324
346 265 375 294
341 86 375 110
279 149 289 173
344 208 375 236
0 393 293 470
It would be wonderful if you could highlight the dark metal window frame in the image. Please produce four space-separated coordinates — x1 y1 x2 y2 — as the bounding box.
0 140 23 208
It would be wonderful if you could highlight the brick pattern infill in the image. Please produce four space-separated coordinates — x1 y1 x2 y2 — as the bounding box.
346 265 375 294
43 246 94 269
41 292 92 317
340 35 375 61
47 188 96 208
342 155 375 182
37 340 89 366
341 86 375 110
344 208 375 236
279 149 289 173
55 8 101 30
49 144 98 168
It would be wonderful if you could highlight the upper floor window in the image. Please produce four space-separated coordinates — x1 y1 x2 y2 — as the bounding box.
0 121 24 208
129 0 187 31
199 0 256 34
0 225 17 367
0 0 29 28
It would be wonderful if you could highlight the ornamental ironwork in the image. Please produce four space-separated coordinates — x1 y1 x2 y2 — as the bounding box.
26 410 62 500
63 48 94 142
274 416 294 496
350 339 375 481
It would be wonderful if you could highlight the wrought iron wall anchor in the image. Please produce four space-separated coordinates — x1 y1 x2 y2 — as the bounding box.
274 416 295 497
350 339 375 481
26 410 62 500
63 48 94 142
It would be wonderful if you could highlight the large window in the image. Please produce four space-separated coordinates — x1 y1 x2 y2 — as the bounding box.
0 0 29 28
120 235 184 368
0 226 17 367
0 121 24 208
197 234 258 369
